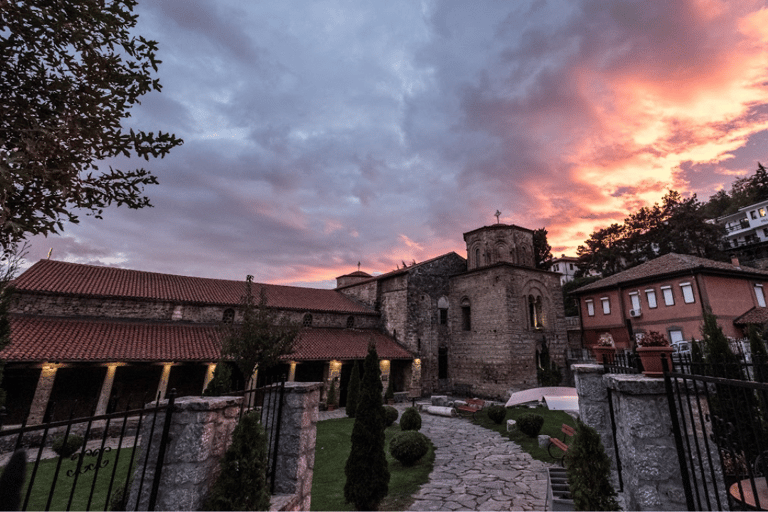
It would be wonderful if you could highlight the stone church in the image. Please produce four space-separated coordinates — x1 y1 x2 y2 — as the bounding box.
1 222 566 424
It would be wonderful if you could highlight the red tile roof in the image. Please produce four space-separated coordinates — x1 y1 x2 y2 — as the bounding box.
574 253 768 294
14 260 375 314
285 328 413 361
3 315 221 362
734 307 768 326
2 316 412 363
335 252 465 289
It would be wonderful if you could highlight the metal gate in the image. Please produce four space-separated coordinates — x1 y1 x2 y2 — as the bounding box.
0 391 175 511
664 357 768 511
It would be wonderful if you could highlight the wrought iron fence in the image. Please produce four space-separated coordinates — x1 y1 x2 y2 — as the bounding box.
663 357 768 510
0 391 175 511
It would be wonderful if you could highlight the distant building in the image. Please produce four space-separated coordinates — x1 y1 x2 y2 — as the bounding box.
548 255 579 285
571 253 768 351
716 199 768 269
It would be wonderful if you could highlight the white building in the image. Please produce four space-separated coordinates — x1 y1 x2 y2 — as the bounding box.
717 199 768 248
548 255 579 285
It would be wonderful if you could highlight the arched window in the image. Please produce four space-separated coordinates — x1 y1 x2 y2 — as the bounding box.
222 308 235 323
528 295 543 329
461 298 471 331
437 296 449 325
475 247 481 268
302 313 313 327
346 315 354 328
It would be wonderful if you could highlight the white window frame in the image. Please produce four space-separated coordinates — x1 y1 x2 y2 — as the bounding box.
628 291 641 311
645 289 657 309
756 284 766 308
680 282 695 304
661 286 675 306
585 299 595 317
601 297 611 315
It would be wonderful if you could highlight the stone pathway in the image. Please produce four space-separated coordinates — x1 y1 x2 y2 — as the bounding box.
319 404 553 511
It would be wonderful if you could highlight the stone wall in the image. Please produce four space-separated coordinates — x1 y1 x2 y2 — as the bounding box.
573 364 688 511
127 382 321 511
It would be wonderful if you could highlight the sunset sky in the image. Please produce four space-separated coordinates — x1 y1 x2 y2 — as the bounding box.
21 0 768 288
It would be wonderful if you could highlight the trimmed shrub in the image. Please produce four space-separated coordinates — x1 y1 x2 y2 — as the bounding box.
203 361 232 397
400 407 422 431
486 404 507 424
517 413 544 437
384 405 399 426
389 431 429 466
52 434 83 458
384 378 395 402
345 361 361 417
327 377 338 407
565 419 619 511
204 411 270 511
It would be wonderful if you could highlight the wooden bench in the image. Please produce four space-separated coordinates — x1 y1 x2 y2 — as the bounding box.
548 423 575 466
455 398 485 420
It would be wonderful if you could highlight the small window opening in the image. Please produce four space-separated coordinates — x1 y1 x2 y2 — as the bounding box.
222 308 235 323
302 313 313 326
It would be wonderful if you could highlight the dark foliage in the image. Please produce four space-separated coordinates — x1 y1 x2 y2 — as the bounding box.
537 340 562 387
0 449 26 511
486 404 507 425
562 276 601 316
202 361 233 396
517 413 544 437
0 245 25 409
384 377 395 402
220 275 299 378
389 431 429 466
399 407 422 431
344 343 389 510
533 228 553 270
204 411 270 511
345 361 361 418
52 434 83 458
383 405 399 426
565 420 620 511
0 0 183 253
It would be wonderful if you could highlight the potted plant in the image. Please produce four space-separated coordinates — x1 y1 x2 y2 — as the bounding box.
326 377 338 411
592 333 616 363
636 331 674 377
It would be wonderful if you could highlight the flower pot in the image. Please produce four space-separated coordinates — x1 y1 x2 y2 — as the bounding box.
327 404 336 411
592 345 616 364
637 346 674 377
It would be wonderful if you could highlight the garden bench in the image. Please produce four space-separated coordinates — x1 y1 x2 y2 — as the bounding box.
455 398 485 420
548 423 575 466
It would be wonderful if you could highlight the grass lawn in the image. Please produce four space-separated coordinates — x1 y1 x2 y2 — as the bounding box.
473 404 576 464
13 447 135 511
311 417 435 511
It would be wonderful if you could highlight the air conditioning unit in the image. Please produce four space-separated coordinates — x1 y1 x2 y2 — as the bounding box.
629 308 642 318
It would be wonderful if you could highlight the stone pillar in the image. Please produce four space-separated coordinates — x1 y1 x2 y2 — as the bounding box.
288 362 297 382
128 396 243 511
603 374 687 511
202 363 216 394
268 382 322 511
379 359 390 390
94 364 118 416
572 363 614 468
409 358 422 397
26 363 59 425
155 363 173 401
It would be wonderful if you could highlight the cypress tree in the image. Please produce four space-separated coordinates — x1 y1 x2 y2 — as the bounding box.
565 419 619 511
345 361 361 418
203 361 233 397
344 343 389 510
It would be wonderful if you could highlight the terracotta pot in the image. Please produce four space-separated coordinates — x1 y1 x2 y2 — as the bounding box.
592 345 616 364
327 405 336 411
637 346 674 377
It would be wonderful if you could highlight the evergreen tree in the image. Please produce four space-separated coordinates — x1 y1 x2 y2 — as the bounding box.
750 325 768 383
203 411 270 511
0 244 26 408
345 361 361 418
344 343 389 510
565 419 619 511
537 339 562 387
533 228 553 270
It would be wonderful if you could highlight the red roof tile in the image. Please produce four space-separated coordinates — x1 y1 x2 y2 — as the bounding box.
14 260 375 314
734 307 768 326
285 328 413 361
2 316 411 364
574 253 768 294
2 315 221 362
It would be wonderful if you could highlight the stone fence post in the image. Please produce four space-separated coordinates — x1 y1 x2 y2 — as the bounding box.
573 364 688 511
127 382 321 511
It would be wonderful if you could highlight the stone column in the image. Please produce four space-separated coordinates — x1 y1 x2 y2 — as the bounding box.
572 363 613 459
603 374 688 511
26 363 59 425
94 364 118 416
288 362 297 382
269 382 322 511
127 396 243 511
156 363 173 401
201 363 216 394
